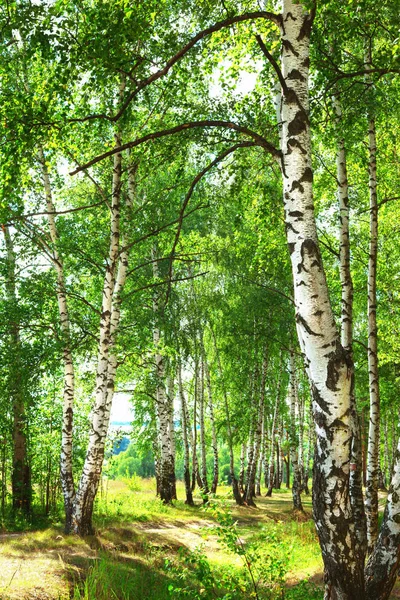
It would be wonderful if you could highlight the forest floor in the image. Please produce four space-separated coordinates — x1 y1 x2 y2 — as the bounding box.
0 479 395 600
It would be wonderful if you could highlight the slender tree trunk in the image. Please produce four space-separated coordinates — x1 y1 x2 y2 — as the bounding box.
334 92 367 561
303 417 312 496
203 352 219 494
199 359 209 501
38 148 75 529
167 374 177 500
296 376 305 492
275 419 282 489
210 325 242 504
365 51 380 552
152 250 176 504
71 89 135 532
3 227 31 514
244 350 268 505
255 408 265 496
239 443 246 493
289 351 303 511
191 358 199 492
178 361 194 506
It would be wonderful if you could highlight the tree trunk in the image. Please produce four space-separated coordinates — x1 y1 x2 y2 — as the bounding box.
255 408 265 496
279 1 365 594
244 350 268 505
210 325 242 504
71 93 134 532
3 227 31 514
239 443 246 493
289 351 303 511
365 439 400 600
178 360 194 506
38 148 75 529
167 374 177 500
191 358 199 492
199 358 209 501
203 351 219 494
365 54 380 553
152 250 176 505
334 92 367 560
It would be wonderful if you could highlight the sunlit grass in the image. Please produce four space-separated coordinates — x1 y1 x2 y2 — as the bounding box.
0 477 326 599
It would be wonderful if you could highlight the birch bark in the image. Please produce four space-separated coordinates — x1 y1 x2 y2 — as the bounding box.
279 1 364 595
266 382 280 496
70 126 123 534
199 358 209 500
152 249 176 504
365 49 380 552
203 352 219 494
38 149 75 530
244 350 268 505
255 409 265 496
333 94 367 560
178 360 194 505
289 351 303 511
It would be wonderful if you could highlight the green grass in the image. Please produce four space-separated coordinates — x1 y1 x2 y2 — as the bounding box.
0 478 325 600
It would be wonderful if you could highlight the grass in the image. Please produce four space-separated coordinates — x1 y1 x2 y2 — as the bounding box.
0 479 326 599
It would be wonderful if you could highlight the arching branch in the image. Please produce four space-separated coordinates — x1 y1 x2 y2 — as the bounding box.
70 121 280 175
66 11 281 125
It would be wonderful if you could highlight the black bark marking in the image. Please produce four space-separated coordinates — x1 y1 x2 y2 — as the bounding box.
289 210 304 218
300 167 313 183
287 138 307 154
298 16 313 41
301 238 321 268
312 383 332 416
291 180 304 193
296 313 323 337
285 222 299 235
282 39 299 57
287 68 305 81
288 111 307 136
325 341 353 392
285 88 299 105
288 242 295 254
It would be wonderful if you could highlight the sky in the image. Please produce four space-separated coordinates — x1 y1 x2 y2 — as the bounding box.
110 392 134 425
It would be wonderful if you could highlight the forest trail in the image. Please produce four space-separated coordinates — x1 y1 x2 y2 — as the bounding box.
0 483 397 599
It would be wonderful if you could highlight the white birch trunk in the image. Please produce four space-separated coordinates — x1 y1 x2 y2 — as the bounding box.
204 353 219 494
239 443 246 493
71 127 123 534
178 361 193 505
279 1 364 595
266 373 281 496
38 149 75 529
199 359 209 499
244 351 268 505
255 408 265 496
365 76 380 553
333 95 367 560
289 351 303 511
152 250 176 504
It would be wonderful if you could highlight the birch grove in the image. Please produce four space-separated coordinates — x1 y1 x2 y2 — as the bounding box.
1 0 400 597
